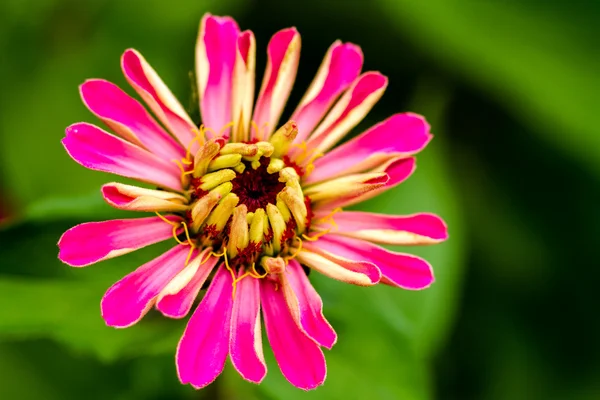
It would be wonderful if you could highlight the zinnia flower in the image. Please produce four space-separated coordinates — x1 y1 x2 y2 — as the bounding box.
58 13 448 390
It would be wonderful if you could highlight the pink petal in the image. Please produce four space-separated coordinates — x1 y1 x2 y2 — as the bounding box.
230 273 266 383
176 265 234 389
300 71 388 154
80 79 184 161
307 113 432 183
297 245 381 286
232 30 256 142
284 259 337 349
261 278 326 390
101 182 189 213
313 234 434 290
304 171 389 207
293 41 363 143
156 250 219 318
196 14 241 134
252 28 301 140
122 49 197 148
58 215 180 267
331 156 416 208
62 122 183 191
101 245 193 328
328 211 448 245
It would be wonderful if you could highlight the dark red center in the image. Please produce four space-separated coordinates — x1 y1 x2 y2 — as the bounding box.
230 158 286 213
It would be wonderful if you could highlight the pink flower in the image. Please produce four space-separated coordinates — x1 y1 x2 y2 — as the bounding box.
58 13 448 390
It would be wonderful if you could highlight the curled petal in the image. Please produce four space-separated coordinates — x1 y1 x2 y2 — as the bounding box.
301 72 388 154
261 278 326 390
230 272 266 383
296 246 381 286
122 49 197 148
329 157 416 209
156 249 219 318
102 182 189 213
284 259 337 349
293 41 363 142
304 171 389 206
252 28 301 140
101 245 194 328
196 14 241 134
231 30 256 142
62 123 183 191
307 113 431 184
312 234 434 290
177 266 234 389
80 79 184 161
58 215 180 267
326 211 448 245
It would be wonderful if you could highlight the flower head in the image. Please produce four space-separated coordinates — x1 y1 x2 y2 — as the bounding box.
58 13 448 390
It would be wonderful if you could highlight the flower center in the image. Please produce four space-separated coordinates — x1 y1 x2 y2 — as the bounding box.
178 121 313 275
230 158 286 213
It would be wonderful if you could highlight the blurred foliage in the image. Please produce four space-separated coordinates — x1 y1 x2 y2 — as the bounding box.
0 0 598 399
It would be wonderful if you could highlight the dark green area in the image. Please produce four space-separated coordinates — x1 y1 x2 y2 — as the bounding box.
0 0 598 398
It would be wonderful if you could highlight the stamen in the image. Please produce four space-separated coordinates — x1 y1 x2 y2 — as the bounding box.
250 262 268 278
218 121 235 137
284 236 303 263
210 249 226 258
291 142 309 163
314 207 342 232
233 270 253 284
181 221 193 245
303 150 324 177
315 207 343 224
172 159 190 187
251 120 262 141
154 211 179 227
200 249 213 264
185 244 196 266
221 250 240 299
208 154 243 172
270 121 298 158
302 229 330 241
172 224 188 245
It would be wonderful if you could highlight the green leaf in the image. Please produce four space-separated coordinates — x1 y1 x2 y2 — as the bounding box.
376 0 600 175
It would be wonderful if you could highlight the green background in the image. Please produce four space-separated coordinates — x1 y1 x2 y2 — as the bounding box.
0 0 598 398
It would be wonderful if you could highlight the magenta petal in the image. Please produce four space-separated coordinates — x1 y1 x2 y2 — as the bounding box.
101 245 193 328
298 245 381 286
177 266 234 389
307 113 432 183
293 42 363 142
315 234 434 290
232 30 256 142
62 122 183 191
331 211 448 245
80 79 184 161
58 215 180 267
301 71 388 154
334 157 416 208
196 14 240 133
261 278 326 390
286 260 337 349
156 251 219 319
230 274 266 383
252 28 301 139
121 49 196 148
